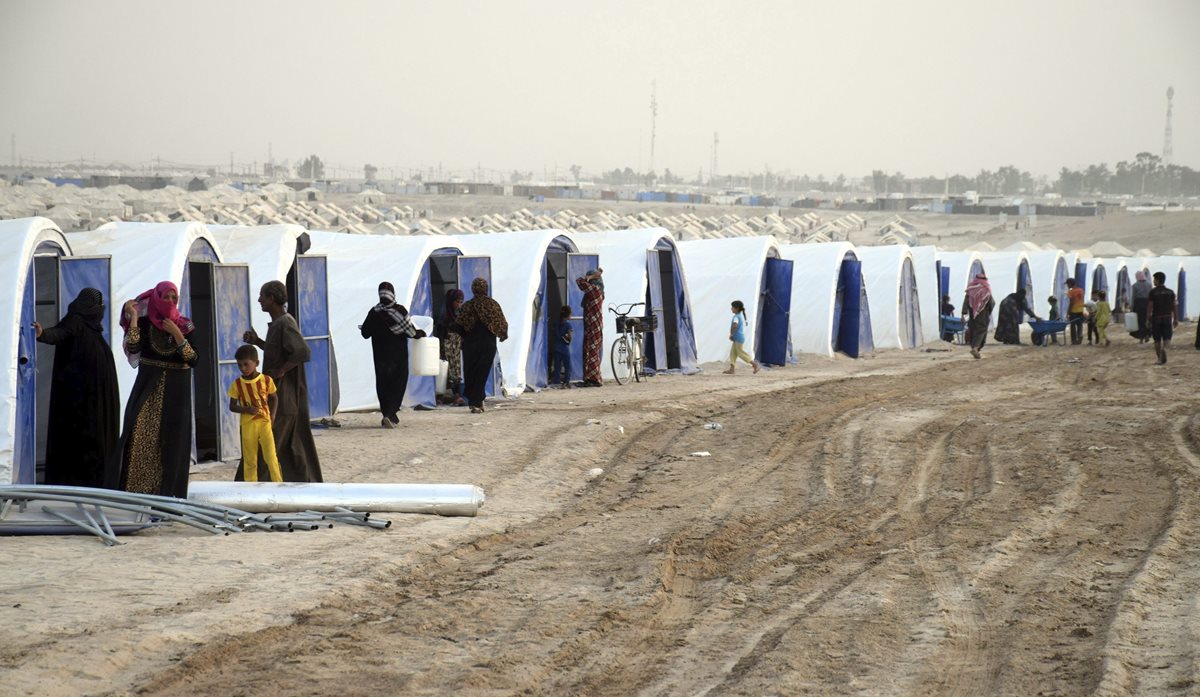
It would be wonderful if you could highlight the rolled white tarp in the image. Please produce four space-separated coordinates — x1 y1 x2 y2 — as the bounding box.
187 482 486 517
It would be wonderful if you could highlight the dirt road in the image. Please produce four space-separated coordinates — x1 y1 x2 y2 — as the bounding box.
4 338 1198 696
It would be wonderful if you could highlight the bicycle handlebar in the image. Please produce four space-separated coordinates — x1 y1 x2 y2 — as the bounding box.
608 301 645 315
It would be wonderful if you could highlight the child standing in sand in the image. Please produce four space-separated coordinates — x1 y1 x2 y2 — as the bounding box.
723 300 760 375
228 344 283 482
1093 290 1112 347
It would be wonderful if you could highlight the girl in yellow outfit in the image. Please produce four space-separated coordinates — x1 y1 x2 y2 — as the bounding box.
228 345 283 482
1093 290 1112 347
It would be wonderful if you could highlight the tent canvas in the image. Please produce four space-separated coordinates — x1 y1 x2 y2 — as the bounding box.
677 236 791 365
0 218 85 484
909 245 942 347
209 224 339 418
451 230 579 395
856 245 923 349
1028 250 1068 319
780 242 873 358
936 251 986 305
572 228 700 378
306 231 466 412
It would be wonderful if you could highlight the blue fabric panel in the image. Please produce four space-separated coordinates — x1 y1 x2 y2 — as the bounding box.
296 255 333 416
526 264 550 391
837 260 863 358
304 338 332 419
403 261 435 408
670 249 699 374
1075 262 1088 295
757 258 792 366
457 255 497 396
858 264 875 354
566 254 597 382
213 264 251 460
188 238 219 264
1178 270 1187 320
14 266 36 483
296 255 329 336
645 250 665 371
938 263 949 299
60 257 112 344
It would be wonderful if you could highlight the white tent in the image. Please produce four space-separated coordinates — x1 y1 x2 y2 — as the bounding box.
1143 256 1189 320
306 231 465 412
856 245 923 349
572 228 700 378
677 236 793 366
451 229 579 395
780 242 873 359
909 245 942 346
1028 250 1069 318
1094 258 1133 312
0 218 74 483
977 251 1034 303
209 224 341 418
937 251 986 306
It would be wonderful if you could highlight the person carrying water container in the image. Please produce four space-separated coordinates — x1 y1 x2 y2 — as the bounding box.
723 300 760 375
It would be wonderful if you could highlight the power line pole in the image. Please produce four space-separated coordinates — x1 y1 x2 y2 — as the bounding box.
711 131 719 184
1163 85 1174 168
10 133 14 167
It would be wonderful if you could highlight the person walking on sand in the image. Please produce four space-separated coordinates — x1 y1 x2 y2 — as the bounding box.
1093 290 1112 348
962 273 995 360
360 281 426 428
1146 271 1178 364
723 300 760 374
452 278 508 413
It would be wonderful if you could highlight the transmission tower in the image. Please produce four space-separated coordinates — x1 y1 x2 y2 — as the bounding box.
711 131 719 183
649 80 658 174
1163 86 1174 167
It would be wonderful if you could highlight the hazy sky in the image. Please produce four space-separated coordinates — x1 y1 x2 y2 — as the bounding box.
1 0 1197 179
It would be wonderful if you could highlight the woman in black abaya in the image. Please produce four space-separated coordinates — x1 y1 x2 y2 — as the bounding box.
33 288 120 487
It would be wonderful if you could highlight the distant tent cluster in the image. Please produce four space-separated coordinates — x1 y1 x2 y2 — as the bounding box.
3 215 1198 487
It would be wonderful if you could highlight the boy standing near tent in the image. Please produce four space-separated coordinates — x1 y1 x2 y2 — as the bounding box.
228 344 283 482
551 305 573 387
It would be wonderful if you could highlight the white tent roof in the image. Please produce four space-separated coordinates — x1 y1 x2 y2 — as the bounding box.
909 245 942 345
780 241 857 358
0 218 71 482
1002 240 1042 252
451 229 578 395
978 251 1033 301
68 221 223 411
677 236 782 364
856 245 921 350
1089 241 1133 257
572 227 692 380
1155 255 1200 320
306 231 462 412
208 224 308 338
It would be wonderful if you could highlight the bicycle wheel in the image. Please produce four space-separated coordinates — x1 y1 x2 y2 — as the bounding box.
630 333 644 383
610 336 631 385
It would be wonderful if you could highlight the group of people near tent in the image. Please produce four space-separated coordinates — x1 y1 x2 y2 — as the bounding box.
953 271 1180 364
33 280 324 498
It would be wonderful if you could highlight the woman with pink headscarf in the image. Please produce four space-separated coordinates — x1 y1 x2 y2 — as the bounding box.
961 273 995 360
106 281 198 498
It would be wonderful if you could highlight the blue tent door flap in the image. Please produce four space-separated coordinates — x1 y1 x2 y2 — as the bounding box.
838 260 865 358
1075 261 1088 295
456 256 497 396
566 254 598 382
60 256 113 344
14 266 36 484
214 264 252 461
757 258 792 366
295 255 333 418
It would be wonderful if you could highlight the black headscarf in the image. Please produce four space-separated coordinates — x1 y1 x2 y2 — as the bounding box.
68 288 105 332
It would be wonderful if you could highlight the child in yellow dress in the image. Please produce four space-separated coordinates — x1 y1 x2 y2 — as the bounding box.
228 344 283 482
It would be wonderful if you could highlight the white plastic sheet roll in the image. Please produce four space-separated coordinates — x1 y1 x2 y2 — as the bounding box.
188 482 486 516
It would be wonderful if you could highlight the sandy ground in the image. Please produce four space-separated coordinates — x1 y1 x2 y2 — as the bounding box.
2 320 1199 696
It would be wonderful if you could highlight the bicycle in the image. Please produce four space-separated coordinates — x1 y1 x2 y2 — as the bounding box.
607 302 656 385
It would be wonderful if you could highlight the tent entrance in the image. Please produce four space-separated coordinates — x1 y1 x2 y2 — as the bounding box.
1178 270 1187 320
428 254 459 323
32 255 60 482
187 261 252 463
900 257 922 348
456 256 497 396
291 254 334 418
562 254 597 382
834 257 873 358
645 249 682 371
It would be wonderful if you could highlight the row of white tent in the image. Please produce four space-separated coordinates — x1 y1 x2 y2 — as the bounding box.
3 217 1197 484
